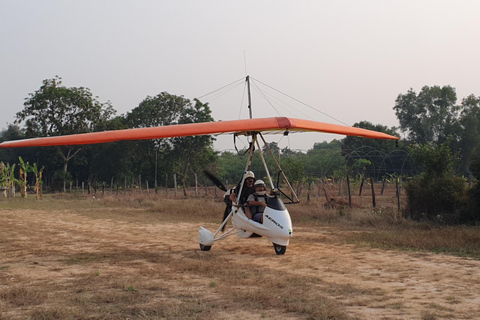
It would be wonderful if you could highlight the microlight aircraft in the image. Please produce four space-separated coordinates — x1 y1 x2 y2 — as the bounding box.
0 78 399 255
0 116 398 254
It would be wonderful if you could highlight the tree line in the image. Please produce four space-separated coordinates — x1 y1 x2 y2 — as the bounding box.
2 78 480 223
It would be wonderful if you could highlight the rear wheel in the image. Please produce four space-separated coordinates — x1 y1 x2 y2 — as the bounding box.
273 243 286 255
199 244 212 251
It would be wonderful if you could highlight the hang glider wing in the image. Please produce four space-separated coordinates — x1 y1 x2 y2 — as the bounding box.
0 117 398 148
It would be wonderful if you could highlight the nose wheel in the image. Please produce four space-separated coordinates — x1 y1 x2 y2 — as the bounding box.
199 244 212 251
273 243 286 255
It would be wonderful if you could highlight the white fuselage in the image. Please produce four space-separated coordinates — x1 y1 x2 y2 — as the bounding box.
231 205 293 246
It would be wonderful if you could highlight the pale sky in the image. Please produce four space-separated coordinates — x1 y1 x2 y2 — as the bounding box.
1 1 480 151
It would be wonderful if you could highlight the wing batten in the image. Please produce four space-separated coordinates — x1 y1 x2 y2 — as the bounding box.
0 117 398 148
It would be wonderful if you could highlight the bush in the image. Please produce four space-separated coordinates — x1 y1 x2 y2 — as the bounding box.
459 183 480 224
404 141 473 224
405 175 467 223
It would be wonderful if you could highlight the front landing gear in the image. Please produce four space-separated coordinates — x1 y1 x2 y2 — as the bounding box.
273 243 286 255
199 244 212 251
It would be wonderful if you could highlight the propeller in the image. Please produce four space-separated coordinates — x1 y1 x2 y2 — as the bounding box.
203 170 228 192
204 170 231 231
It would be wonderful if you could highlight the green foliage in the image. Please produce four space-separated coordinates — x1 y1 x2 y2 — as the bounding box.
407 141 455 179
342 122 398 155
125 94 216 188
460 95 480 173
281 157 304 184
352 159 371 174
16 76 115 137
405 142 470 223
462 184 480 224
213 151 245 186
12 77 116 188
405 175 466 223
470 147 480 180
341 121 401 177
0 124 26 165
393 86 480 175
0 162 17 197
51 170 73 192
394 85 460 145
305 140 346 178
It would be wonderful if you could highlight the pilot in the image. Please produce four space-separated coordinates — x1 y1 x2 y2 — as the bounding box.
229 171 256 207
245 179 269 223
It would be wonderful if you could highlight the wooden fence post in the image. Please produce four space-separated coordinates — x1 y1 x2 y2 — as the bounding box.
381 176 386 195
195 173 198 197
346 175 352 208
306 181 311 203
396 176 401 210
359 176 364 196
174 174 177 197
370 177 376 208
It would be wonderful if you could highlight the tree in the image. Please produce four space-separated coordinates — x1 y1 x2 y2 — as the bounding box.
15 76 116 191
80 116 132 185
393 85 461 145
458 94 480 174
305 140 346 178
165 99 216 195
0 124 26 166
341 121 400 178
126 93 216 192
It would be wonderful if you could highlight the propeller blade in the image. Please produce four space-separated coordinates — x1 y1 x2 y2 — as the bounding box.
204 170 228 192
221 204 231 232
203 170 231 231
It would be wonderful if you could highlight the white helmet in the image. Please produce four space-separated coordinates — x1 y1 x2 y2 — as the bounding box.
244 171 255 179
254 179 265 186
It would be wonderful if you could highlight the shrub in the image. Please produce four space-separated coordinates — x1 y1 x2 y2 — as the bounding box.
405 141 468 224
405 175 467 223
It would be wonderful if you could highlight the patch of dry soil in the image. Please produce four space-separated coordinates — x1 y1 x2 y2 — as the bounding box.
1 209 480 319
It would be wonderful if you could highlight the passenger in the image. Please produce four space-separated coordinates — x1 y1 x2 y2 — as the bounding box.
229 171 256 206
245 180 269 223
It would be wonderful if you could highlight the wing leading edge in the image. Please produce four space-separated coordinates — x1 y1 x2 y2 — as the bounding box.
0 117 398 148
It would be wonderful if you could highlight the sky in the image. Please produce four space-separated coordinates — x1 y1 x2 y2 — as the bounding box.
1 1 480 151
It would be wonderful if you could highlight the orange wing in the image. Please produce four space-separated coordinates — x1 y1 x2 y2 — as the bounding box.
0 117 398 148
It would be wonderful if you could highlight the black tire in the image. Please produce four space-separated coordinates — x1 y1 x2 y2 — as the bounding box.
273 243 286 255
199 244 212 251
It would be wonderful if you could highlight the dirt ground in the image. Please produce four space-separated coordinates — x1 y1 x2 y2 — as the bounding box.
1 204 480 319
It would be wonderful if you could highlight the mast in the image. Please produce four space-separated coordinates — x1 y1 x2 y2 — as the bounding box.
246 75 252 119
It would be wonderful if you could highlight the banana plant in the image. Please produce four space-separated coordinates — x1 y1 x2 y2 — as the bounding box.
0 162 17 198
18 157 34 199
32 163 45 200
0 162 6 197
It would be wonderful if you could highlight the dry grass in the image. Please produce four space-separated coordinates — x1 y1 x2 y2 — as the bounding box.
1 191 480 319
